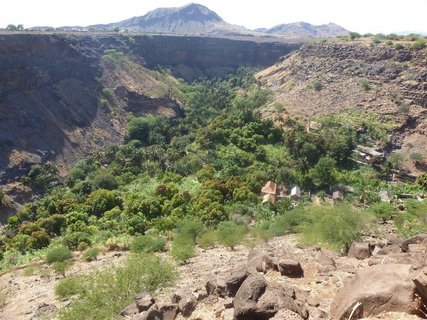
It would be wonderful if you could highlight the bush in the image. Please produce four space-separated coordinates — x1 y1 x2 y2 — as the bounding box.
369 202 396 222
413 38 426 50
299 205 370 253
62 232 92 250
52 261 73 277
46 245 72 264
105 235 132 251
130 235 166 253
216 221 246 250
395 43 404 50
170 234 195 263
27 230 51 250
86 189 122 216
93 172 118 190
313 81 323 91
416 172 427 188
81 247 99 262
176 220 205 242
55 276 86 299
360 79 371 91
197 230 217 249
57 254 176 320
349 32 361 40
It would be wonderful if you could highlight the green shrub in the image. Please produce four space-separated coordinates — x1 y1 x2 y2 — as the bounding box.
416 172 427 188
176 220 205 242
360 79 371 91
101 88 114 100
130 235 166 253
86 189 122 216
269 208 309 235
57 254 176 320
170 234 195 263
313 81 323 91
395 43 404 50
369 202 396 222
372 37 381 44
216 221 246 250
93 172 118 190
55 276 86 299
251 223 274 244
349 32 361 40
394 200 427 238
105 235 132 251
52 261 73 277
197 230 217 249
62 232 92 250
299 205 370 253
412 38 426 50
27 230 51 250
81 247 99 262
45 245 72 264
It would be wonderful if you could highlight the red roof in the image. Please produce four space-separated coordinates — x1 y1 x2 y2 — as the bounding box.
261 181 277 195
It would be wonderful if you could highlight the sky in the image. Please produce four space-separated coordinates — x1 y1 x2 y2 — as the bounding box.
1 0 426 34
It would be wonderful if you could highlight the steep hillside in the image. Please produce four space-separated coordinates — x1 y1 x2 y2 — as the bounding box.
255 22 348 39
0 33 299 187
257 39 427 175
89 3 248 36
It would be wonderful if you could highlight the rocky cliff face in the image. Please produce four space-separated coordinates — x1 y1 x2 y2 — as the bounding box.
257 40 427 175
0 33 300 185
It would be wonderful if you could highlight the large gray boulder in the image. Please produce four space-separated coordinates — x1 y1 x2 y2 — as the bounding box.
330 264 427 319
233 274 306 320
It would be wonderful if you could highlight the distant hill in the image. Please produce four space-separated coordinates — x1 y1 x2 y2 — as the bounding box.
88 3 248 36
256 22 349 38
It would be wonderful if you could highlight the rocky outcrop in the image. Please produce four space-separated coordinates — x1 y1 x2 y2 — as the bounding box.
257 41 427 176
330 264 427 319
0 33 300 191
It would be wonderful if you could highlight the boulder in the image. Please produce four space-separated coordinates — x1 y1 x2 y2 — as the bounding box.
270 309 305 320
316 251 336 274
120 303 139 317
278 259 304 278
224 265 249 297
247 250 277 273
330 264 425 319
171 289 197 317
347 242 371 260
140 304 160 320
135 292 155 312
368 252 427 269
205 275 227 297
233 273 268 319
375 244 402 255
257 284 306 318
234 274 306 320
158 303 179 320
401 233 427 252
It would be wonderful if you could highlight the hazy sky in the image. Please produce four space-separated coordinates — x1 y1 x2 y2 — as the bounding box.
1 0 426 34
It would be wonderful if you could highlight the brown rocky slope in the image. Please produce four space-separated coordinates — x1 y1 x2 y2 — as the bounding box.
0 33 300 188
257 40 427 175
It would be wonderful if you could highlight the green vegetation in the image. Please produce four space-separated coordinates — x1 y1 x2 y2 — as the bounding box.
130 234 166 253
299 205 370 253
6 24 24 31
1 69 425 279
349 32 361 40
413 38 426 50
56 253 175 320
313 80 323 91
81 247 99 262
45 245 72 264
360 79 371 91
